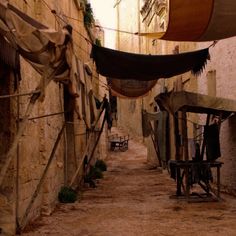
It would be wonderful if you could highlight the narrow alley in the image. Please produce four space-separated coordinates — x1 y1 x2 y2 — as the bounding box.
20 129 236 236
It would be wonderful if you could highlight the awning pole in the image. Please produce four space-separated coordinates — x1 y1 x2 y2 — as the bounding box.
0 90 41 99
149 121 162 167
69 107 105 188
19 123 66 232
200 114 211 160
0 90 40 186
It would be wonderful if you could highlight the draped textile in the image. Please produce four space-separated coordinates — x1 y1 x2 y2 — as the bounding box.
91 44 210 80
139 0 236 42
142 109 168 163
92 44 209 98
0 1 70 82
108 78 157 98
204 123 221 161
155 91 236 118
0 35 20 71
142 110 160 137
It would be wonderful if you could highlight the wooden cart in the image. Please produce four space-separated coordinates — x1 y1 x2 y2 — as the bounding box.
155 91 236 202
108 134 129 151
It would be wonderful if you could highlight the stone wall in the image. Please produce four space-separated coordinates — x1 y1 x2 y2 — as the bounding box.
0 0 107 234
196 38 236 194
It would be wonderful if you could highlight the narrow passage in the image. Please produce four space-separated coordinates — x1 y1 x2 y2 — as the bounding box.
21 130 236 236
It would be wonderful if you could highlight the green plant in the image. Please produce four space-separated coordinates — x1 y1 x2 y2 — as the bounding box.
95 159 107 172
84 3 94 27
89 165 103 179
95 38 102 47
58 186 77 203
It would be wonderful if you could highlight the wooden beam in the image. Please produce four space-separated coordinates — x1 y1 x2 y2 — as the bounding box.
149 121 162 167
69 108 105 188
0 91 40 186
19 123 66 231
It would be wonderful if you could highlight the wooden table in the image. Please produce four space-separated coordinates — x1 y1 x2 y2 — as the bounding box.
169 160 223 202
108 134 129 151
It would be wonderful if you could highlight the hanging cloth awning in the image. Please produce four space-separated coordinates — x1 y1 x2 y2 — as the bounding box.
0 1 70 80
139 0 236 42
91 44 210 81
91 44 209 98
108 78 157 98
155 91 236 118
0 35 20 71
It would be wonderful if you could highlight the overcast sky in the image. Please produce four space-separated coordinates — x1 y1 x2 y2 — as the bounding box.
90 0 116 48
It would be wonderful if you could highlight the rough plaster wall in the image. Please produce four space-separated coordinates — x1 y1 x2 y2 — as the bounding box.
116 0 151 138
0 69 17 235
0 0 107 233
196 38 236 193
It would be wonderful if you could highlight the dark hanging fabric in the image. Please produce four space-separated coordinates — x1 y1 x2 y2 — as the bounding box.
94 97 102 109
102 96 112 130
91 44 210 81
0 35 20 72
204 123 221 161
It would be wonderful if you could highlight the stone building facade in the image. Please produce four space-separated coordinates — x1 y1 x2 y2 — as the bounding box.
0 0 108 234
114 0 236 195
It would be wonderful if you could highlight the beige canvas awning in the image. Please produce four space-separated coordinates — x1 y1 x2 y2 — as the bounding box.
139 0 236 42
0 0 70 81
155 91 236 117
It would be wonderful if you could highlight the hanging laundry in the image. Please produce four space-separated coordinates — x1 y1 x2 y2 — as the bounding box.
204 123 221 161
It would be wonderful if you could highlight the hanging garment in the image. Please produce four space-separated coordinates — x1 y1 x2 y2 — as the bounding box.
142 110 168 163
204 123 221 161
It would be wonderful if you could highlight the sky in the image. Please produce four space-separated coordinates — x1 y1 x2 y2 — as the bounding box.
90 0 116 48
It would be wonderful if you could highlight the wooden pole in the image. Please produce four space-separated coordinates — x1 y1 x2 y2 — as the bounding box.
28 111 66 120
200 114 211 160
0 64 62 187
0 90 41 99
78 113 107 187
69 108 105 188
174 112 181 161
182 109 189 161
19 123 66 231
86 113 106 168
149 122 162 167
15 72 20 230
0 91 40 186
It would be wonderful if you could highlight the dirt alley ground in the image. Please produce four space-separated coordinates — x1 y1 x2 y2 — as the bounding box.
21 129 236 236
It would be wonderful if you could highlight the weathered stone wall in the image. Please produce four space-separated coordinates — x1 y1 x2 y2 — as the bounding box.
0 0 107 234
115 0 198 165
196 38 236 194
115 0 143 138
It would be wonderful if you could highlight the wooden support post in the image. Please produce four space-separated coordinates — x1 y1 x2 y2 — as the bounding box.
0 91 40 186
19 123 66 231
69 131 94 188
85 113 106 169
181 109 190 199
217 165 221 199
69 108 105 188
182 109 188 161
176 167 182 196
0 64 62 187
174 112 181 161
149 122 162 167
15 72 20 230
200 114 211 160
